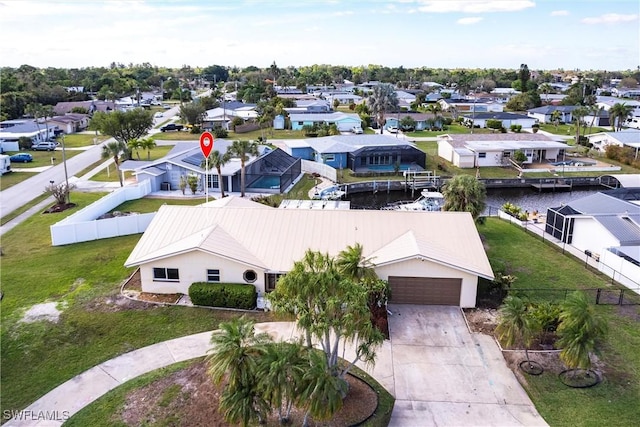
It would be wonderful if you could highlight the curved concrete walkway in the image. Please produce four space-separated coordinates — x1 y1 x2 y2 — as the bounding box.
6 310 547 427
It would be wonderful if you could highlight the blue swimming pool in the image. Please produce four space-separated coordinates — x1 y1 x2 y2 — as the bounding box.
248 175 281 189
360 164 422 172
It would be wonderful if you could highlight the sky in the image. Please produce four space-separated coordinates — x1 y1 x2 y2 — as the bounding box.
0 0 638 71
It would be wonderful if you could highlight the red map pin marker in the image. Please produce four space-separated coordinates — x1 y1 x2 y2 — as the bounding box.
199 131 214 157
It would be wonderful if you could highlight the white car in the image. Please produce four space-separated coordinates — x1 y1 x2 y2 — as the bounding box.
387 126 399 134
352 126 363 134
154 112 163 119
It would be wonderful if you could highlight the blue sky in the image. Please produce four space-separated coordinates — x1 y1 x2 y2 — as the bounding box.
0 0 638 71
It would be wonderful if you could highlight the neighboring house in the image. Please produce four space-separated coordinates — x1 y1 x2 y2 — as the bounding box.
124 141 302 194
545 191 640 291
281 135 426 172
383 113 443 131
324 92 363 105
284 99 331 114
438 99 504 114
437 133 568 168
53 100 115 115
289 112 361 132
47 113 90 134
273 115 286 130
202 102 258 130
0 120 56 149
588 129 640 154
124 202 494 307
462 112 537 129
596 96 640 117
527 105 578 124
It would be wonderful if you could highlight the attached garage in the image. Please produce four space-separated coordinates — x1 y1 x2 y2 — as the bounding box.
388 276 462 305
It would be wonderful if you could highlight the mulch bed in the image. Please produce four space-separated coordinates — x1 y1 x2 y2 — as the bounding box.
43 202 76 214
118 359 378 426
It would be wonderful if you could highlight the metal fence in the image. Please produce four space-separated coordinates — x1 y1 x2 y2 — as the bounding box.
508 288 640 306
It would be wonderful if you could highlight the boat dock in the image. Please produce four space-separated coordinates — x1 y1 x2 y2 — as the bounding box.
530 179 573 192
402 170 440 196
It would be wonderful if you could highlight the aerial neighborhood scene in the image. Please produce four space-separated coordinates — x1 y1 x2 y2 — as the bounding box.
2 0 640 426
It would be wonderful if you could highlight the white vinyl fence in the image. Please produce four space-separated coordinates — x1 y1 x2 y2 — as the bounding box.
301 159 337 182
51 181 154 246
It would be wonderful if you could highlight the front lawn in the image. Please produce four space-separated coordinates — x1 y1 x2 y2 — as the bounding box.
0 192 272 415
407 124 496 137
4 149 84 169
0 171 39 191
59 133 110 148
538 123 608 137
479 218 640 426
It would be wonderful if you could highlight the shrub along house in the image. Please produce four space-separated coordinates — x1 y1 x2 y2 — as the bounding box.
124 201 494 308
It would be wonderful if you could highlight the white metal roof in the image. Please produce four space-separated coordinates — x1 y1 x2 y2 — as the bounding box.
125 204 494 280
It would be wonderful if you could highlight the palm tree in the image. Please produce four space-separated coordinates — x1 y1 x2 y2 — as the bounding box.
139 137 156 161
556 291 607 372
367 83 399 133
228 140 259 197
201 149 231 198
127 138 142 160
550 110 563 129
572 106 589 145
587 105 604 135
41 105 55 141
441 174 487 220
608 102 634 131
207 317 271 426
256 341 307 424
496 296 539 371
426 103 443 130
300 350 348 427
538 83 553 104
336 243 376 283
101 140 126 187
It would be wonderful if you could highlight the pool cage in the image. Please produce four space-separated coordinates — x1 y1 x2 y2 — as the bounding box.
349 145 426 173
545 204 579 243
244 149 302 193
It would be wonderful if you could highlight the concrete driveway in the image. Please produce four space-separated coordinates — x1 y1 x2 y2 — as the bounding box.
382 305 547 426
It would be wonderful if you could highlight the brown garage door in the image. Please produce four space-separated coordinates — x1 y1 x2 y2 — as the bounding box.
388 276 462 305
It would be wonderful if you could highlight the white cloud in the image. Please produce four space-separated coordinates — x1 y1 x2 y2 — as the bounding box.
417 1 535 13
457 17 483 25
550 10 569 16
582 13 638 24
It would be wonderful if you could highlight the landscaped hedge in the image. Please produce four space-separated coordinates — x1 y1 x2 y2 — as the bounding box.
188 282 257 309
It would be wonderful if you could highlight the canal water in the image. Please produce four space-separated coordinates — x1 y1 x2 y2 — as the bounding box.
347 186 604 214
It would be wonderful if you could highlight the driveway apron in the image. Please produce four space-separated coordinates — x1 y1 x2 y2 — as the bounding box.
386 305 547 426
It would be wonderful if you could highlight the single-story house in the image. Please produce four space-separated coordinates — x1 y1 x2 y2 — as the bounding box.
324 93 363 105
437 133 568 168
383 113 443 131
124 203 494 307
123 141 302 194
438 99 505 114
596 96 640 117
545 191 640 291
588 129 640 155
527 105 578 124
462 112 537 129
284 99 331 113
47 114 90 134
289 112 361 132
202 102 258 130
53 100 116 115
281 134 426 172
0 120 56 150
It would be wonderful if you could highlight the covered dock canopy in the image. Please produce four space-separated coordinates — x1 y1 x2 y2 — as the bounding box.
599 174 640 189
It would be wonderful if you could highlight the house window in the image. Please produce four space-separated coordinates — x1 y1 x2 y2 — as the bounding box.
265 273 283 292
478 152 486 158
153 267 179 281
207 174 219 189
324 154 335 162
243 270 257 283
207 269 220 282
503 151 511 158
298 121 304 126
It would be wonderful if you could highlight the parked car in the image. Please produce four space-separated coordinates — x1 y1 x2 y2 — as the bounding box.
160 123 184 132
352 126 363 134
387 126 399 134
10 153 33 163
31 141 58 151
154 112 164 119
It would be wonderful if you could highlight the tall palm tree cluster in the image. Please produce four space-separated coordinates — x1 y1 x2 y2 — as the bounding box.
368 83 399 132
207 244 386 426
608 102 634 131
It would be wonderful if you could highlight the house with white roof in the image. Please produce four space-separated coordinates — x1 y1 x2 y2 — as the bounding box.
202 102 258 130
545 191 640 292
462 112 537 129
124 202 494 307
0 120 55 151
527 105 579 124
596 96 640 118
438 133 568 168
289 112 361 132
588 129 640 155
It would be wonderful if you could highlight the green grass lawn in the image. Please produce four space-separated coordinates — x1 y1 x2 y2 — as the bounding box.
407 124 496 137
3 149 84 169
59 133 110 148
0 170 39 191
89 146 175 182
478 218 640 426
152 131 200 141
539 123 608 137
0 192 272 415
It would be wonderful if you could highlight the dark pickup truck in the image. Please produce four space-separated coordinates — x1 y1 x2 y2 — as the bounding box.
160 123 184 132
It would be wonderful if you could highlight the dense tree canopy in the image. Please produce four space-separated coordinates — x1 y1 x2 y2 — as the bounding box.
91 109 154 145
